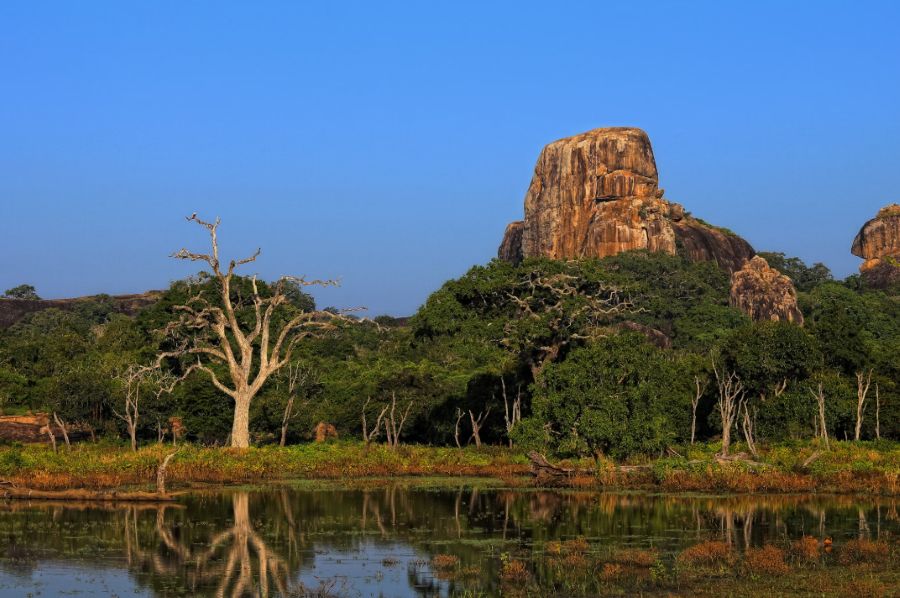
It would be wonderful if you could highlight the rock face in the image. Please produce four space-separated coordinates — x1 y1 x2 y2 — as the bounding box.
852 204 900 287
729 256 804 324
498 127 754 271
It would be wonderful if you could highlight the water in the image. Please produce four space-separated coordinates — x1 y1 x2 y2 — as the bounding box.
0 480 896 597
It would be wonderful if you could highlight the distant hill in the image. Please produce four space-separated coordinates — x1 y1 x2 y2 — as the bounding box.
0 291 162 328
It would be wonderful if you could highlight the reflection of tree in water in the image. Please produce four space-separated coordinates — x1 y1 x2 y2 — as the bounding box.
0 488 898 596
123 492 296 597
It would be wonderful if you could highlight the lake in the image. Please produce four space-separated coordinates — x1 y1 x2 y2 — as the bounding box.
0 480 897 597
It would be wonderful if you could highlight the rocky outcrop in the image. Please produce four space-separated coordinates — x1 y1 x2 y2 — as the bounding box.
729 256 803 324
498 127 754 271
0 292 162 329
852 204 900 287
498 221 525 263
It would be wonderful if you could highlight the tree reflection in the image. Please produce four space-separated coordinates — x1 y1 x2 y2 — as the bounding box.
123 492 292 597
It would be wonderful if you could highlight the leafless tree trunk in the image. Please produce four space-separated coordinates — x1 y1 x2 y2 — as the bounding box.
361 396 388 446
160 215 361 448
713 361 744 457
501 379 521 448
809 383 829 449
875 383 881 441
52 412 70 449
278 363 314 447
41 424 57 452
383 392 412 448
454 408 464 448
855 370 872 441
740 399 758 457
115 365 175 452
468 408 491 448
691 375 707 445
156 451 177 495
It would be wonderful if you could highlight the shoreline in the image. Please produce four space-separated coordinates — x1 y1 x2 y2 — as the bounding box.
1 440 897 499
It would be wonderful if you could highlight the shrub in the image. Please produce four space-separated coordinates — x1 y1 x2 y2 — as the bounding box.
676 541 735 567
744 545 789 575
611 548 658 567
431 554 459 570
500 558 529 582
791 536 820 563
838 539 889 565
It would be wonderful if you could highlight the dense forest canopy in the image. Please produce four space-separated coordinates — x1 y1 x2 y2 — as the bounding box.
0 250 897 456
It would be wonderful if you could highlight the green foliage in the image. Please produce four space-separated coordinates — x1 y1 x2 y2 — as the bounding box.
2 284 40 300
758 252 833 292
527 334 691 459
0 248 896 453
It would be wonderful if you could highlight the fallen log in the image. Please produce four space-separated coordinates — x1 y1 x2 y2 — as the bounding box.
528 451 574 477
0 487 177 502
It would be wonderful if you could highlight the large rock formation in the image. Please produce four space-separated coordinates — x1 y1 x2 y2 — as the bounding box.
852 204 900 288
729 256 803 324
498 127 754 271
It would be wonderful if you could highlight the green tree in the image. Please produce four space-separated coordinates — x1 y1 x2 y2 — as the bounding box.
522 334 690 459
3 284 40 300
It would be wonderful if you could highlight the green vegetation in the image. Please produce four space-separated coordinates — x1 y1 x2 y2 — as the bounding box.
0 439 896 495
2 284 40 300
0 248 897 486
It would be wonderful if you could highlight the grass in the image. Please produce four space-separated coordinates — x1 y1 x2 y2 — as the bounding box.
0 438 897 495
486 535 900 597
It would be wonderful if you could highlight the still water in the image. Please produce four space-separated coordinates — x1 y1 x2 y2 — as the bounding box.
0 480 896 597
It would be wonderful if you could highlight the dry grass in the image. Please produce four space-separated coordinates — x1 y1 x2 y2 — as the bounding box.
500 559 529 582
610 547 658 567
430 554 459 570
791 535 820 563
600 563 623 580
838 539 890 565
744 545 790 575
676 540 736 568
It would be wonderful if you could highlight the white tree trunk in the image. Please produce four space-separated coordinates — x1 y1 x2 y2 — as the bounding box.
231 394 252 448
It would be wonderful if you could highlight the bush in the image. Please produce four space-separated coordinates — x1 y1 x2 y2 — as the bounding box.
676 541 735 568
744 545 789 575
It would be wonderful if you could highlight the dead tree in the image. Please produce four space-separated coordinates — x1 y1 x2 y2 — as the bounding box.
361 396 388 446
160 214 360 448
855 370 872 441
52 412 70 449
41 423 57 452
713 361 744 457
156 451 177 495
691 375 708 445
501 378 522 448
454 408 464 448
739 398 758 457
875 383 881 441
114 365 145 452
468 408 491 448
809 383 829 449
278 363 315 447
383 392 412 448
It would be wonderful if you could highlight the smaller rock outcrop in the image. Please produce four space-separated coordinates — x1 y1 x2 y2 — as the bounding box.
851 204 900 288
730 256 803 324
498 221 525 263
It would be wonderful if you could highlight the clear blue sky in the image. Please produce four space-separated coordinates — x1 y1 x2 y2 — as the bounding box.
2 1 898 315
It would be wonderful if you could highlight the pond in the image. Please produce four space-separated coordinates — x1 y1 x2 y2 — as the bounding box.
0 480 897 597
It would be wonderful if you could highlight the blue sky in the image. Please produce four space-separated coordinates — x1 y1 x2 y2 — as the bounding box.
1 1 898 315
